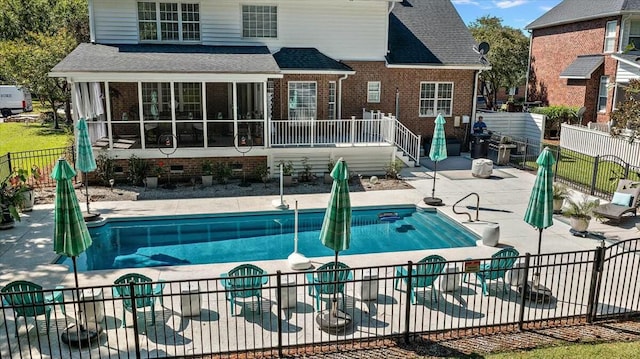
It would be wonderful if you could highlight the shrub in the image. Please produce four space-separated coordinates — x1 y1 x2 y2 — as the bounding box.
127 155 149 186
96 153 116 186
384 159 404 180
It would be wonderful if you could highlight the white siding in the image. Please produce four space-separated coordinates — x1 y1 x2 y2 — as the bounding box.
615 62 640 83
93 0 388 60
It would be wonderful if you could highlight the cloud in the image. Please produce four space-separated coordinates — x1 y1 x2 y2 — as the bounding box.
540 6 553 11
493 0 528 9
452 0 481 5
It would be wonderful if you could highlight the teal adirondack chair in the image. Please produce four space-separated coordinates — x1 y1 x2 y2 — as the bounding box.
306 262 353 311
220 264 269 316
465 248 520 296
1 280 65 336
112 273 165 327
394 255 447 304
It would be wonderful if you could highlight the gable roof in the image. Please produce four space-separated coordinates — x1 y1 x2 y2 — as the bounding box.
387 0 482 68
273 48 354 73
526 0 632 30
51 43 281 75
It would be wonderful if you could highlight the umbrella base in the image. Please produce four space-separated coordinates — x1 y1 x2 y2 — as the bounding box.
61 323 102 347
271 199 289 210
424 197 444 206
83 211 101 222
316 309 351 333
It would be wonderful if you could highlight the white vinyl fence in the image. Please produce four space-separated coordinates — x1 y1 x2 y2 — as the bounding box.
560 124 640 167
476 112 545 144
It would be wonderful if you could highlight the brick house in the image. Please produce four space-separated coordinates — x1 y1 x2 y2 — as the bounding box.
527 0 640 125
51 0 486 180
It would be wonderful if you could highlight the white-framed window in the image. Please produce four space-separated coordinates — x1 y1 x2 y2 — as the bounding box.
137 2 200 42
328 81 336 120
419 82 453 117
367 81 381 103
242 5 277 38
598 76 609 112
288 82 316 120
629 20 640 50
604 21 617 52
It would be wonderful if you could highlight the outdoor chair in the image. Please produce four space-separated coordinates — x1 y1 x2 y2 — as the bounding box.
464 248 520 296
394 255 447 304
220 264 268 316
306 261 353 311
112 273 165 327
592 180 640 223
1 280 65 336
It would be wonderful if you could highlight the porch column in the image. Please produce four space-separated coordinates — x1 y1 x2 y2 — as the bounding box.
105 81 113 148
233 82 238 148
263 80 269 148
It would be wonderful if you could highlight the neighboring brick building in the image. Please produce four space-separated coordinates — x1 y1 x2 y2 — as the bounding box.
527 0 640 125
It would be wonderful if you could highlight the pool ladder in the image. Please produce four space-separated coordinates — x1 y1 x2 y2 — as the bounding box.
452 192 480 222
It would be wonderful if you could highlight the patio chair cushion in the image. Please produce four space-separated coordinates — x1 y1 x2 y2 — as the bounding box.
611 192 633 206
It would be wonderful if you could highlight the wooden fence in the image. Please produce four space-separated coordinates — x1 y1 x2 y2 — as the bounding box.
560 124 640 167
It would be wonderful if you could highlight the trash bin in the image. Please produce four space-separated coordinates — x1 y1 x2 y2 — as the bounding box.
359 269 379 301
180 282 201 317
278 275 297 309
81 288 104 324
471 133 491 159
471 159 493 178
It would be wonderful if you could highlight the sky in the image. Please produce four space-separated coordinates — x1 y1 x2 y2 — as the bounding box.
452 0 563 31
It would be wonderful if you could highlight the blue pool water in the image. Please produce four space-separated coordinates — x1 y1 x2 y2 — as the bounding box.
57 205 477 272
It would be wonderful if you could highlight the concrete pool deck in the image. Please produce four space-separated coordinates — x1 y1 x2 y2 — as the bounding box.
1 156 638 288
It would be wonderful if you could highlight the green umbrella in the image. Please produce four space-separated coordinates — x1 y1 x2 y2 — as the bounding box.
524 147 556 286
76 118 98 216
51 158 96 341
426 114 448 205
319 158 351 319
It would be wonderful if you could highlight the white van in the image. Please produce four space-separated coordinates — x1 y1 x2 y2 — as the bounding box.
0 85 33 118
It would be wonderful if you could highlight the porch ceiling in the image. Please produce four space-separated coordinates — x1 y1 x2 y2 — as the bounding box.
50 43 282 79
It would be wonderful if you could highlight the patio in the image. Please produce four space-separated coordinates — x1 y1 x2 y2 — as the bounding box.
1 156 639 358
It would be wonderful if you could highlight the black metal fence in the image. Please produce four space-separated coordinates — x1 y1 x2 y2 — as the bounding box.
0 146 74 187
1 238 639 358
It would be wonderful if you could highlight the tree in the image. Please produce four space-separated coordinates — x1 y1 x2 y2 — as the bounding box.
0 31 77 129
610 79 640 142
0 0 88 42
468 16 529 110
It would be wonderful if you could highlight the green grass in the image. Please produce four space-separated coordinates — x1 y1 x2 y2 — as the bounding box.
487 340 640 358
0 122 73 154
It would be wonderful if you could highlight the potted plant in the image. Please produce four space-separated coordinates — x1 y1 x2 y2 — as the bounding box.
299 157 314 182
279 160 294 187
201 159 214 186
552 182 569 213
324 158 336 184
563 195 600 232
146 161 165 189
1 174 26 229
214 161 233 186
11 166 40 212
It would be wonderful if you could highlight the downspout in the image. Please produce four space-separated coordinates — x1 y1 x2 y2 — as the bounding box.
337 73 349 120
89 0 96 43
524 29 533 103
385 1 396 55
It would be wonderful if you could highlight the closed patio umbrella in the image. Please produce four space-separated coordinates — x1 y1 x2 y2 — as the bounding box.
424 114 448 206
51 158 101 346
524 147 556 287
317 158 352 330
76 118 99 220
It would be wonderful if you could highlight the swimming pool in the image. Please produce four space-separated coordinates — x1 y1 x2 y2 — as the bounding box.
57 205 477 271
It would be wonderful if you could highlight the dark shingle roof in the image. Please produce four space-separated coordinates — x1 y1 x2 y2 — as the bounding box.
51 43 281 74
387 0 480 66
526 0 630 30
559 55 604 79
273 48 353 72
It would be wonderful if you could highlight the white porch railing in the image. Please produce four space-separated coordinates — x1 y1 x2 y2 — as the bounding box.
268 114 421 164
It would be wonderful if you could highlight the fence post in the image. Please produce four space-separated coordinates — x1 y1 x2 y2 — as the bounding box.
521 139 528 169
403 261 413 343
554 146 560 181
517 253 531 331
7 152 12 174
590 155 599 195
128 282 142 359
586 244 606 323
276 270 283 358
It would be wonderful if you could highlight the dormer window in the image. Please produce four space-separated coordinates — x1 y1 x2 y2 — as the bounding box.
138 2 200 42
242 5 277 38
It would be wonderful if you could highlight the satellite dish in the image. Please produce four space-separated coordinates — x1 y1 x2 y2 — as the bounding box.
474 42 490 55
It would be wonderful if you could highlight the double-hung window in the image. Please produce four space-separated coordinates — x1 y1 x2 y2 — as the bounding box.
137 2 200 42
242 5 277 38
419 82 453 117
629 20 640 50
367 81 381 103
328 82 336 120
598 76 609 112
604 21 617 52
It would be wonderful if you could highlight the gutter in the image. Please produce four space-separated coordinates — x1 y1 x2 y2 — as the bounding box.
337 73 350 120
89 0 96 43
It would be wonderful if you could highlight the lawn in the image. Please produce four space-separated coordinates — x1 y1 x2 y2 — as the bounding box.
0 122 73 154
488 340 640 358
